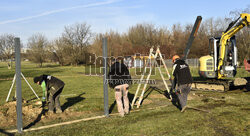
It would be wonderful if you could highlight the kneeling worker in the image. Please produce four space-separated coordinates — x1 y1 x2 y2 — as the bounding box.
34 74 65 114
108 59 132 117
171 55 192 112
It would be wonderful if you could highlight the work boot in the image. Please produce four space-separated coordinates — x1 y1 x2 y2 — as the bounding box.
119 112 125 117
181 106 187 113
56 109 63 114
47 110 54 115
125 111 130 115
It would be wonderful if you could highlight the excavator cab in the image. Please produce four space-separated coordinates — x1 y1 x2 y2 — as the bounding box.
220 36 237 77
199 36 237 78
199 38 218 78
192 13 249 91
199 13 249 80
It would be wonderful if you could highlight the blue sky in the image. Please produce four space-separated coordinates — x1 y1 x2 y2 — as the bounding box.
0 0 249 45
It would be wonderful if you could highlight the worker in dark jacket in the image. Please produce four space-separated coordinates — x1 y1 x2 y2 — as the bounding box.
108 60 132 117
171 55 192 112
34 75 65 114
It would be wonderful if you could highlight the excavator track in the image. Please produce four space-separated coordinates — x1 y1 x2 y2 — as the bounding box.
191 79 232 92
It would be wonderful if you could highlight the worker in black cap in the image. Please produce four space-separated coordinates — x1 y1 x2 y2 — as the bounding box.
34 75 65 114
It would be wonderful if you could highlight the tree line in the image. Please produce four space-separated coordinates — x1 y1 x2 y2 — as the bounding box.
0 7 249 67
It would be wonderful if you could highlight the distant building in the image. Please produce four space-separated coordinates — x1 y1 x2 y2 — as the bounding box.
21 48 28 54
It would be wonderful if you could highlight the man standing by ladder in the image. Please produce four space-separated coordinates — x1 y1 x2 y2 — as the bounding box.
171 55 192 112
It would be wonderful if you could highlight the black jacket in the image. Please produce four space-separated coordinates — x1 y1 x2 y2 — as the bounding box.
172 59 192 88
38 75 65 95
108 62 132 89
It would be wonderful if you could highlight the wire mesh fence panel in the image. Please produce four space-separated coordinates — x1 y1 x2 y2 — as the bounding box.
165 58 199 68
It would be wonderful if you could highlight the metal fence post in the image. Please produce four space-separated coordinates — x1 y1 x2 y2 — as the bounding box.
15 37 23 133
102 37 109 117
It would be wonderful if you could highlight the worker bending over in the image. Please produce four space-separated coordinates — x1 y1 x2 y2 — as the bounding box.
108 59 132 117
34 75 65 114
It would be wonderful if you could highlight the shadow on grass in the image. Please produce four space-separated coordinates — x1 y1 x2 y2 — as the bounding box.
141 86 169 102
24 93 86 129
140 86 181 110
0 129 14 136
24 108 47 129
109 100 116 114
61 92 86 112
108 86 179 113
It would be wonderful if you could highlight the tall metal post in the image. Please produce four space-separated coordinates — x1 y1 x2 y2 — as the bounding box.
102 37 109 117
15 37 23 133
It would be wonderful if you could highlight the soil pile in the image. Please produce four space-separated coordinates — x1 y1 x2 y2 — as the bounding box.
0 100 79 129
0 101 42 128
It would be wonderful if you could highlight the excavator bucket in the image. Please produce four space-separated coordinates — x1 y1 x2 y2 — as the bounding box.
241 13 250 25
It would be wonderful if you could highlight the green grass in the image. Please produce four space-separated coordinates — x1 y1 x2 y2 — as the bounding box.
16 90 250 136
0 61 249 136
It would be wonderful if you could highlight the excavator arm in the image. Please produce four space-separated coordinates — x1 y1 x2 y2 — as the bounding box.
182 16 202 60
217 13 250 79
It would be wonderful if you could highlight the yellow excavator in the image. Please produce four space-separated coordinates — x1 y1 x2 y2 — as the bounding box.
197 13 250 91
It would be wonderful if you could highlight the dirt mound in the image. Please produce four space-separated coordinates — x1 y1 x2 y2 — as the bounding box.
234 78 247 86
0 101 43 128
0 100 81 129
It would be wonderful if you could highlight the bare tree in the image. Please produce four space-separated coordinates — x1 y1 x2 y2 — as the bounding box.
0 34 15 69
90 33 104 56
48 37 72 66
62 22 92 65
126 23 167 55
0 38 3 60
27 33 48 67
237 29 250 61
90 23 177 58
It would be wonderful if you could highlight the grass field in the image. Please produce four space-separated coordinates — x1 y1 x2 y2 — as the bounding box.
0 61 249 136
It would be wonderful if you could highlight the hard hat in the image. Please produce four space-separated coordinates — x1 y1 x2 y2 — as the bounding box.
172 55 180 63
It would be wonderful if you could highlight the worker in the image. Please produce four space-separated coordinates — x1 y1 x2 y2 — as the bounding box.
108 59 132 117
171 55 192 112
33 74 65 114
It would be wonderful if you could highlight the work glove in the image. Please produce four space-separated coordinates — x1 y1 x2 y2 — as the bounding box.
42 97 46 101
41 97 46 108
175 89 181 94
